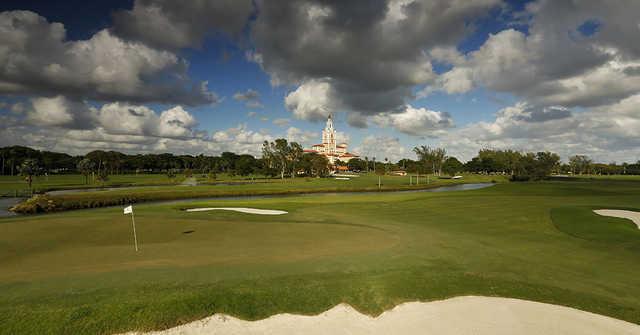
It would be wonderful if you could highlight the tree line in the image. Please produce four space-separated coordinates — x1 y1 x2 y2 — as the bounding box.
2 144 640 185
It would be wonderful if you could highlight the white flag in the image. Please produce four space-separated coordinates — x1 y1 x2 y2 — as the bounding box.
124 205 133 215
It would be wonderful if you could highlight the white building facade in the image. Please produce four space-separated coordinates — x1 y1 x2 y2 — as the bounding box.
305 115 358 164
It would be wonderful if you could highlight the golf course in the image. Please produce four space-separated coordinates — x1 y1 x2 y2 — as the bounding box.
1 178 639 334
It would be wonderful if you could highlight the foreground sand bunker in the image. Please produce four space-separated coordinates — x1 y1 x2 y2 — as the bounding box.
594 209 640 229
124 296 640 335
185 207 288 215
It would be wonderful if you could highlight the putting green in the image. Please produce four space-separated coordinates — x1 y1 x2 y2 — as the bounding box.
1 180 640 334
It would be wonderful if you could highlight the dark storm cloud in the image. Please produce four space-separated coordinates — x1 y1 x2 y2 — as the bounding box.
251 0 500 116
112 0 254 50
0 11 218 106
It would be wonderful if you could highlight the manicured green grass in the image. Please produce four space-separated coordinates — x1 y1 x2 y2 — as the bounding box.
0 174 185 195
9 173 507 213
551 206 640 244
1 180 639 334
0 173 278 196
552 174 640 181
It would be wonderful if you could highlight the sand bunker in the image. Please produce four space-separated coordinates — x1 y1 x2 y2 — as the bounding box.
185 207 288 215
594 209 640 229
122 296 640 335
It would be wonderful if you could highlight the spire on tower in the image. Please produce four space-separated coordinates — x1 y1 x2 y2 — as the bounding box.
325 113 333 130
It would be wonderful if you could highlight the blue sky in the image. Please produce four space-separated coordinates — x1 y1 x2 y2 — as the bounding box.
1 0 639 162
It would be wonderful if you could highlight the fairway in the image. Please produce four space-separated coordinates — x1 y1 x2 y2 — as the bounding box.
1 180 640 334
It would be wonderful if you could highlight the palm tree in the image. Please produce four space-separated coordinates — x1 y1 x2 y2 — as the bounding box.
19 159 39 192
77 158 95 185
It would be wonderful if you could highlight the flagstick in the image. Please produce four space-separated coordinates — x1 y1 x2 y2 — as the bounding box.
131 210 139 252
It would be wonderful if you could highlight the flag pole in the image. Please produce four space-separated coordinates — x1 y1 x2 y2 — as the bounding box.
131 208 139 252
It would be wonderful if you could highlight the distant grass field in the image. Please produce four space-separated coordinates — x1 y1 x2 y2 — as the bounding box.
0 173 268 196
1 179 639 334
7 173 507 213
552 174 640 181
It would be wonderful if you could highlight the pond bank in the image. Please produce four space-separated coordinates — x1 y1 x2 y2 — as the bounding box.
7 183 495 215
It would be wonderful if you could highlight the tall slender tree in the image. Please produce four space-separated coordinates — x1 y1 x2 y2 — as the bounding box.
77 158 95 185
19 158 39 191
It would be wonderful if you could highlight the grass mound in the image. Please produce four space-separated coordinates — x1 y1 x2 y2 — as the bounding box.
550 206 640 243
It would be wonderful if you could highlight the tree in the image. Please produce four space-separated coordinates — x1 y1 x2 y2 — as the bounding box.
220 152 239 175
533 151 560 179
235 155 257 177
384 157 390 175
442 157 463 176
19 159 39 191
413 146 447 175
347 158 366 172
569 155 592 175
96 168 109 186
262 139 301 179
167 168 177 180
288 142 304 178
310 153 330 177
77 158 95 185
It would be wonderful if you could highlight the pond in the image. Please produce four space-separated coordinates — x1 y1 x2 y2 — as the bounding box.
0 198 25 217
2 183 495 216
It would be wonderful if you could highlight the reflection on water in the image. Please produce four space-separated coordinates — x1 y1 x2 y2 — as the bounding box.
0 198 24 217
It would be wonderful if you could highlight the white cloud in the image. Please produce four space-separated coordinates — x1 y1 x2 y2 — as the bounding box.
429 1 640 109
286 127 317 145
373 105 454 136
157 106 198 137
284 79 337 121
438 95 640 162
272 118 290 127
0 11 216 105
233 89 263 108
354 135 409 162
28 96 77 127
2 118 273 157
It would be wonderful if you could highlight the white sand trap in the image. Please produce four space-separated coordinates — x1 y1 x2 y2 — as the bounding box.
185 207 287 215
121 296 640 335
594 209 640 229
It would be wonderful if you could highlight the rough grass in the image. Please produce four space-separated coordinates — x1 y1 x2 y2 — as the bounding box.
1 180 639 334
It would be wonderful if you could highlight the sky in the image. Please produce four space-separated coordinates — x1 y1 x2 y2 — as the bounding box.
0 0 639 163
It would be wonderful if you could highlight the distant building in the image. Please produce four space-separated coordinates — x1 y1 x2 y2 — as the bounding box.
304 115 359 164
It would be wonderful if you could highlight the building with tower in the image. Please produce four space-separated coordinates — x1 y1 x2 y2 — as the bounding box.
304 115 359 164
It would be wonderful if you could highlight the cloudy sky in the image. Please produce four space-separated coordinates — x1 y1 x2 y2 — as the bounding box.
1 0 639 163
